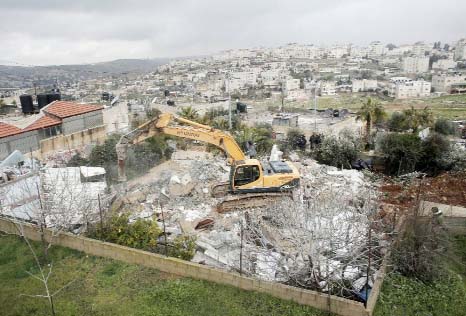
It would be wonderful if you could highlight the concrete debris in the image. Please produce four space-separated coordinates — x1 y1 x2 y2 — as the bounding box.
109 150 383 296
195 218 214 230
288 151 300 162
0 166 108 229
168 174 195 196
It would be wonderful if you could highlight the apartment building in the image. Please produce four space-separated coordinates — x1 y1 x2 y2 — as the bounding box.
368 41 385 57
283 78 301 92
432 58 457 71
388 77 431 99
320 81 336 96
352 79 378 92
412 42 430 56
402 56 429 74
432 73 466 93
227 71 258 90
454 39 466 61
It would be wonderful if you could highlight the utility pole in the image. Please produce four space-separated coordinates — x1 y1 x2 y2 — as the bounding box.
240 221 243 275
227 73 232 130
314 86 318 131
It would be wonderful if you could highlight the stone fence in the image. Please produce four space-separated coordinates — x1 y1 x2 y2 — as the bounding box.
0 218 374 316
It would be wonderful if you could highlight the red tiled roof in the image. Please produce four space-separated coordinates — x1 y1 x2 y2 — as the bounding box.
0 122 22 138
23 115 61 132
43 101 103 119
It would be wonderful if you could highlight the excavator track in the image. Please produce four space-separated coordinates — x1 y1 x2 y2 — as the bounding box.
216 192 293 213
211 182 230 198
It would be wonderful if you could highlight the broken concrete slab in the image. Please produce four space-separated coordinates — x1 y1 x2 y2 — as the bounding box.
195 218 214 230
168 174 195 196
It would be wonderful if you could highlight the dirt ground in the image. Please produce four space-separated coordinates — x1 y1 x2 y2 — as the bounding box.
380 171 466 211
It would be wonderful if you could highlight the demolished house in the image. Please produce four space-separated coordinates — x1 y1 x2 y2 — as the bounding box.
0 166 107 230
113 151 391 301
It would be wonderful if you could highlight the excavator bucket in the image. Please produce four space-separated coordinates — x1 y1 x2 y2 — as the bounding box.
116 143 128 182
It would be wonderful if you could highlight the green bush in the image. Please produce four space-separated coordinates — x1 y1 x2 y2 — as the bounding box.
314 131 361 168
434 118 457 135
234 124 274 155
91 213 162 252
168 235 197 261
66 153 89 167
379 133 424 175
380 132 463 175
437 147 466 171
418 132 451 173
387 112 407 132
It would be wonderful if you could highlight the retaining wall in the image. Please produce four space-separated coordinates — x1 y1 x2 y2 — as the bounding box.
39 125 106 157
420 200 466 234
0 218 370 316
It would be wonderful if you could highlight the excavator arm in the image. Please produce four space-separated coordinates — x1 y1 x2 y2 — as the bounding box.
116 112 246 181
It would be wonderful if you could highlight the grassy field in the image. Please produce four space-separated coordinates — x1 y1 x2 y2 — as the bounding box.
374 235 466 316
249 94 466 120
0 235 326 316
2 233 465 316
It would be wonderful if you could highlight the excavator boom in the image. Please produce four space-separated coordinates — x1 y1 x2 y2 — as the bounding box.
116 112 246 181
115 111 300 211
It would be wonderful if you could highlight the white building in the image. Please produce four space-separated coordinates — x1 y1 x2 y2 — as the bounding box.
389 77 431 99
368 41 385 57
228 71 257 90
328 45 350 58
352 79 378 92
412 42 430 56
402 56 429 74
320 81 336 96
431 73 466 93
260 70 281 85
454 39 466 61
283 78 300 92
432 58 457 71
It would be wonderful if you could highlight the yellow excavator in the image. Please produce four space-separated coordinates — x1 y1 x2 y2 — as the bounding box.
116 112 300 211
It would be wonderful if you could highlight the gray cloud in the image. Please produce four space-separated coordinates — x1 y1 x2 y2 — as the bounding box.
1 0 465 65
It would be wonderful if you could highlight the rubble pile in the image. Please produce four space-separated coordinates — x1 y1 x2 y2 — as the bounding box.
0 166 107 232
113 151 385 299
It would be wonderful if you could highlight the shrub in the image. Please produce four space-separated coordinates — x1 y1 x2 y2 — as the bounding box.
387 112 407 132
380 133 423 175
436 147 466 171
168 235 197 261
234 124 274 156
66 153 89 167
418 132 451 174
314 130 361 168
433 118 457 135
91 213 162 252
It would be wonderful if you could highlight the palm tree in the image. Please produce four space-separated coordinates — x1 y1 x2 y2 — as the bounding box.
177 106 199 121
356 98 386 146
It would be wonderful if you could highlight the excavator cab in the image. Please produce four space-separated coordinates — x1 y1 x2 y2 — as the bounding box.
230 159 300 193
231 162 262 189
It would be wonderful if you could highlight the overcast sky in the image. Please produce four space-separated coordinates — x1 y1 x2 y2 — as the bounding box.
0 0 465 66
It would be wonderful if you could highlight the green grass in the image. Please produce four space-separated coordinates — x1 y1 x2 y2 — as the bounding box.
374 235 466 316
249 94 466 119
0 235 326 316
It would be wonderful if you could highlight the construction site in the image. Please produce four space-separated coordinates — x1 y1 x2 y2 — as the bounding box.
1 101 466 316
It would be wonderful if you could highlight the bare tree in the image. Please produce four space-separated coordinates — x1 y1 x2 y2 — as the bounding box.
0 166 107 314
238 186 391 299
